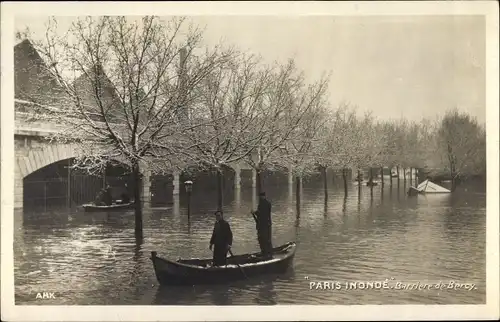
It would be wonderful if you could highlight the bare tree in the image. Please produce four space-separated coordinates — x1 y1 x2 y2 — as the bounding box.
348 111 376 188
18 16 231 237
327 104 362 196
437 108 486 190
246 60 331 195
370 121 390 187
178 52 272 210
278 85 330 206
379 121 400 186
392 119 410 182
310 108 335 201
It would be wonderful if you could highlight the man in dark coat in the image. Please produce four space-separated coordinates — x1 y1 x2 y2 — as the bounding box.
94 190 105 206
102 185 113 206
209 211 233 266
252 192 273 258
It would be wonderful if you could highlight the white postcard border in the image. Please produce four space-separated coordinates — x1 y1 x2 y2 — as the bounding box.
1 1 498 321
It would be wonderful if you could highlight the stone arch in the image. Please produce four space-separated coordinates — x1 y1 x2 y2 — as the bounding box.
16 142 78 179
14 141 133 208
14 142 77 209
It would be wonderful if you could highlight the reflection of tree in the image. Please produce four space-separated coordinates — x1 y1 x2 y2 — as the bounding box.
173 194 180 217
234 186 241 211
294 199 301 238
342 196 347 214
209 287 233 305
357 188 361 214
153 285 200 305
254 281 277 305
129 236 144 299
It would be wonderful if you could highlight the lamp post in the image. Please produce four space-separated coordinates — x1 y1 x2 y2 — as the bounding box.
184 180 193 220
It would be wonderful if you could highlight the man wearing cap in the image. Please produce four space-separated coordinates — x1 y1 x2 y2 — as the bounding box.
209 210 233 266
252 192 273 258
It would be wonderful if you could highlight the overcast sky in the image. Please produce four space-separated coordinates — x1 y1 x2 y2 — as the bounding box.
14 15 486 123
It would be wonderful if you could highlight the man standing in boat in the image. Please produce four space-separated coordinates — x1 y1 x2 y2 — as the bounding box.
103 184 113 206
209 210 233 266
252 192 273 258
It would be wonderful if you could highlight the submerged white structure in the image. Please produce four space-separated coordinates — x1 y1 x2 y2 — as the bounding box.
415 179 451 194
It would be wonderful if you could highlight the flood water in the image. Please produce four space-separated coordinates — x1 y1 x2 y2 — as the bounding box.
14 178 486 305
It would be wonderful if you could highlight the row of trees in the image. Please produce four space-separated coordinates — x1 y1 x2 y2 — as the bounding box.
17 16 486 237
312 106 485 198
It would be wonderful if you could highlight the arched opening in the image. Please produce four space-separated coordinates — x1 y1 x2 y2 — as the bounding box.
23 158 134 210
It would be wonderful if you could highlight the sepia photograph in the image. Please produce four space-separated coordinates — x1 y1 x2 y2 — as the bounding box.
1 1 498 321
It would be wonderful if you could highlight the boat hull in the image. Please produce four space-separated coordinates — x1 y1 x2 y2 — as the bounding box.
151 242 296 286
82 202 134 212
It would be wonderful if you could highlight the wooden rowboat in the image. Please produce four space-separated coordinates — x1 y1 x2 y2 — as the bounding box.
82 202 134 212
151 241 297 286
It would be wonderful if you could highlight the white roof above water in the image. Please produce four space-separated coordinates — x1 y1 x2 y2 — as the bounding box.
416 179 451 193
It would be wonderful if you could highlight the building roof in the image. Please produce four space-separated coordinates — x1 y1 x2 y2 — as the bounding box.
14 39 69 106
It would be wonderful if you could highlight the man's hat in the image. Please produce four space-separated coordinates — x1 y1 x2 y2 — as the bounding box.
258 192 266 197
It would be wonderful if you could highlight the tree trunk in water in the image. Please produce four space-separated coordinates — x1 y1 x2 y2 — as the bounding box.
357 169 362 194
368 167 374 192
380 167 384 187
322 166 328 201
256 168 262 196
342 168 348 197
409 167 413 186
396 166 400 190
217 169 223 211
451 166 457 192
295 175 301 213
389 167 393 186
132 162 143 239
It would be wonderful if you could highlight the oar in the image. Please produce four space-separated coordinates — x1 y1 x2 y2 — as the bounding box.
228 248 248 279
251 211 259 227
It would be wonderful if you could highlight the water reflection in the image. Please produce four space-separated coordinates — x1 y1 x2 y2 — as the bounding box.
173 194 180 217
342 196 347 213
234 187 241 211
14 179 486 305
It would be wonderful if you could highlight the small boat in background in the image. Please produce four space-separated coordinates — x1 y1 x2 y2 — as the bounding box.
151 241 297 286
82 201 135 212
